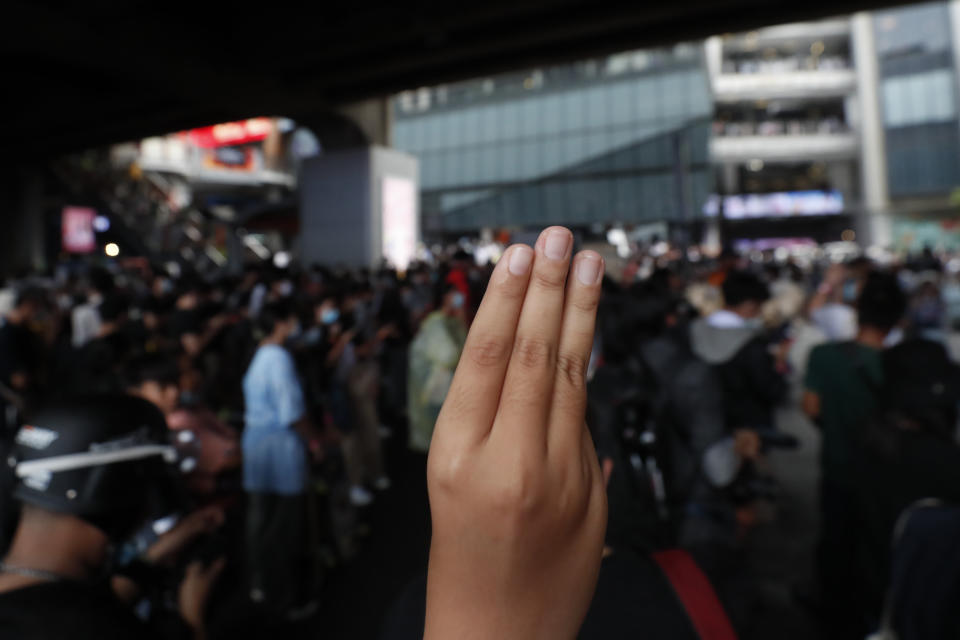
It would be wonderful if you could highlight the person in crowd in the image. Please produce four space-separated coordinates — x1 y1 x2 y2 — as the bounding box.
0 395 225 640
347 328 393 487
0 288 47 431
406 285 467 453
808 263 858 341
444 250 474 322
125 354 240 498
73 293 131 395
242 299 322 616
315 297 380 507
689 269 787 442
851 339 960 634
71 268 114 349
803 270 907 639
589 282 739 552
906 275 946 341
707 247 740 288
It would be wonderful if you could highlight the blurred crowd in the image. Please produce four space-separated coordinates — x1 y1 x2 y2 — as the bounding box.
0 239 958 639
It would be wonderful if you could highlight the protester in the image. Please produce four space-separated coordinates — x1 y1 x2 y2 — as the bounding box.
803 270 908 639
689 270 786 450
851 339 960 633
0 288 47 431
406 285 467 453
242 300 322 616
0 396 225 640
0 230 956 640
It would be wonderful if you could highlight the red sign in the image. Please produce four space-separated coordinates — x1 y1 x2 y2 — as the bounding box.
62 206 96 254
185 118 273 148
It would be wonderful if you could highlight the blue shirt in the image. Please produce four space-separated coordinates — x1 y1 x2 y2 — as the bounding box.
242 344 307 494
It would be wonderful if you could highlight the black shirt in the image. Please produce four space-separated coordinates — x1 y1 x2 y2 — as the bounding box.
0 581 150 639
578 549 699 640
0 322 41 390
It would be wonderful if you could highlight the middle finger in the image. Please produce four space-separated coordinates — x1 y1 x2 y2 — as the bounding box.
496 227 573 441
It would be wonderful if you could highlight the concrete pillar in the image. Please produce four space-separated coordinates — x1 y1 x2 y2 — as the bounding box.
704 37 725 93
0 166 46 276
852 12 893 247
299 147 418 270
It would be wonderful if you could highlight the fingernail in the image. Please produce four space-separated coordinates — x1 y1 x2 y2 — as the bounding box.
508 245 533 276
543 229 570 261
576 255 602 285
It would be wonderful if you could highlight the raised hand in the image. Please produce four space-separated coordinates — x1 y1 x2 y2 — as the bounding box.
425 227 607 640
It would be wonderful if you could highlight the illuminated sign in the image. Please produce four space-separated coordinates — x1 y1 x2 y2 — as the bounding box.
381 176 417 271
703 190 844 219
62 206 96 254
185 118 273 148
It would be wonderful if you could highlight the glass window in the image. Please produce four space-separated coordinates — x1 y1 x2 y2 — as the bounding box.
541 138 563 175
520 100 541 138
875 3 952 57
460 108 481 146
883 69 957 126
420 153 440 188
584 86 607 127
563 91 586 132
499 102 521 140
541 93 563 134
479 105 498 144
609 82 634 126
445 150 464 187
519 140 541 177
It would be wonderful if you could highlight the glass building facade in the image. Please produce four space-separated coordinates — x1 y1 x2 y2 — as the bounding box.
393 45 713 236
874 2 960 197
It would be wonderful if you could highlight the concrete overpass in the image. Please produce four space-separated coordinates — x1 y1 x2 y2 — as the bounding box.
6 0 918 156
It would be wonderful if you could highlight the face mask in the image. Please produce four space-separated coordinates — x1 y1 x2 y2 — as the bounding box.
451 292 465 309
321 308 340 325
288 321 303 340
842 280 858 303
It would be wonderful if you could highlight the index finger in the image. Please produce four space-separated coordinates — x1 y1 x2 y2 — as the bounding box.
438 244 534 442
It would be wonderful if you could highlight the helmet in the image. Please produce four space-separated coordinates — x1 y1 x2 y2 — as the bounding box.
9 394 187 541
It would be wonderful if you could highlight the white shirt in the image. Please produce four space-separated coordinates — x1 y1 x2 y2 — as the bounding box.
71 293 103 348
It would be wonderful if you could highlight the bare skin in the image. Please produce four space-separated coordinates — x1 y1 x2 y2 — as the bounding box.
424 227 608 640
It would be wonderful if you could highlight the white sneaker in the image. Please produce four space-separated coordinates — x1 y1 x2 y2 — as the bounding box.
373 476 391 491
349 485 374 507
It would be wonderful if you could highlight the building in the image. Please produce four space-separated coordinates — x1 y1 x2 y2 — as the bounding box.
392 45 714 244
704 19 860 246
393 2 960 251
872 1 960 250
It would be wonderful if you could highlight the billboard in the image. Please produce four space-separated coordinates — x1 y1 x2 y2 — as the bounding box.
381 176 417 271
62 206 96 253
185 118 273 148
703 190 844 219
